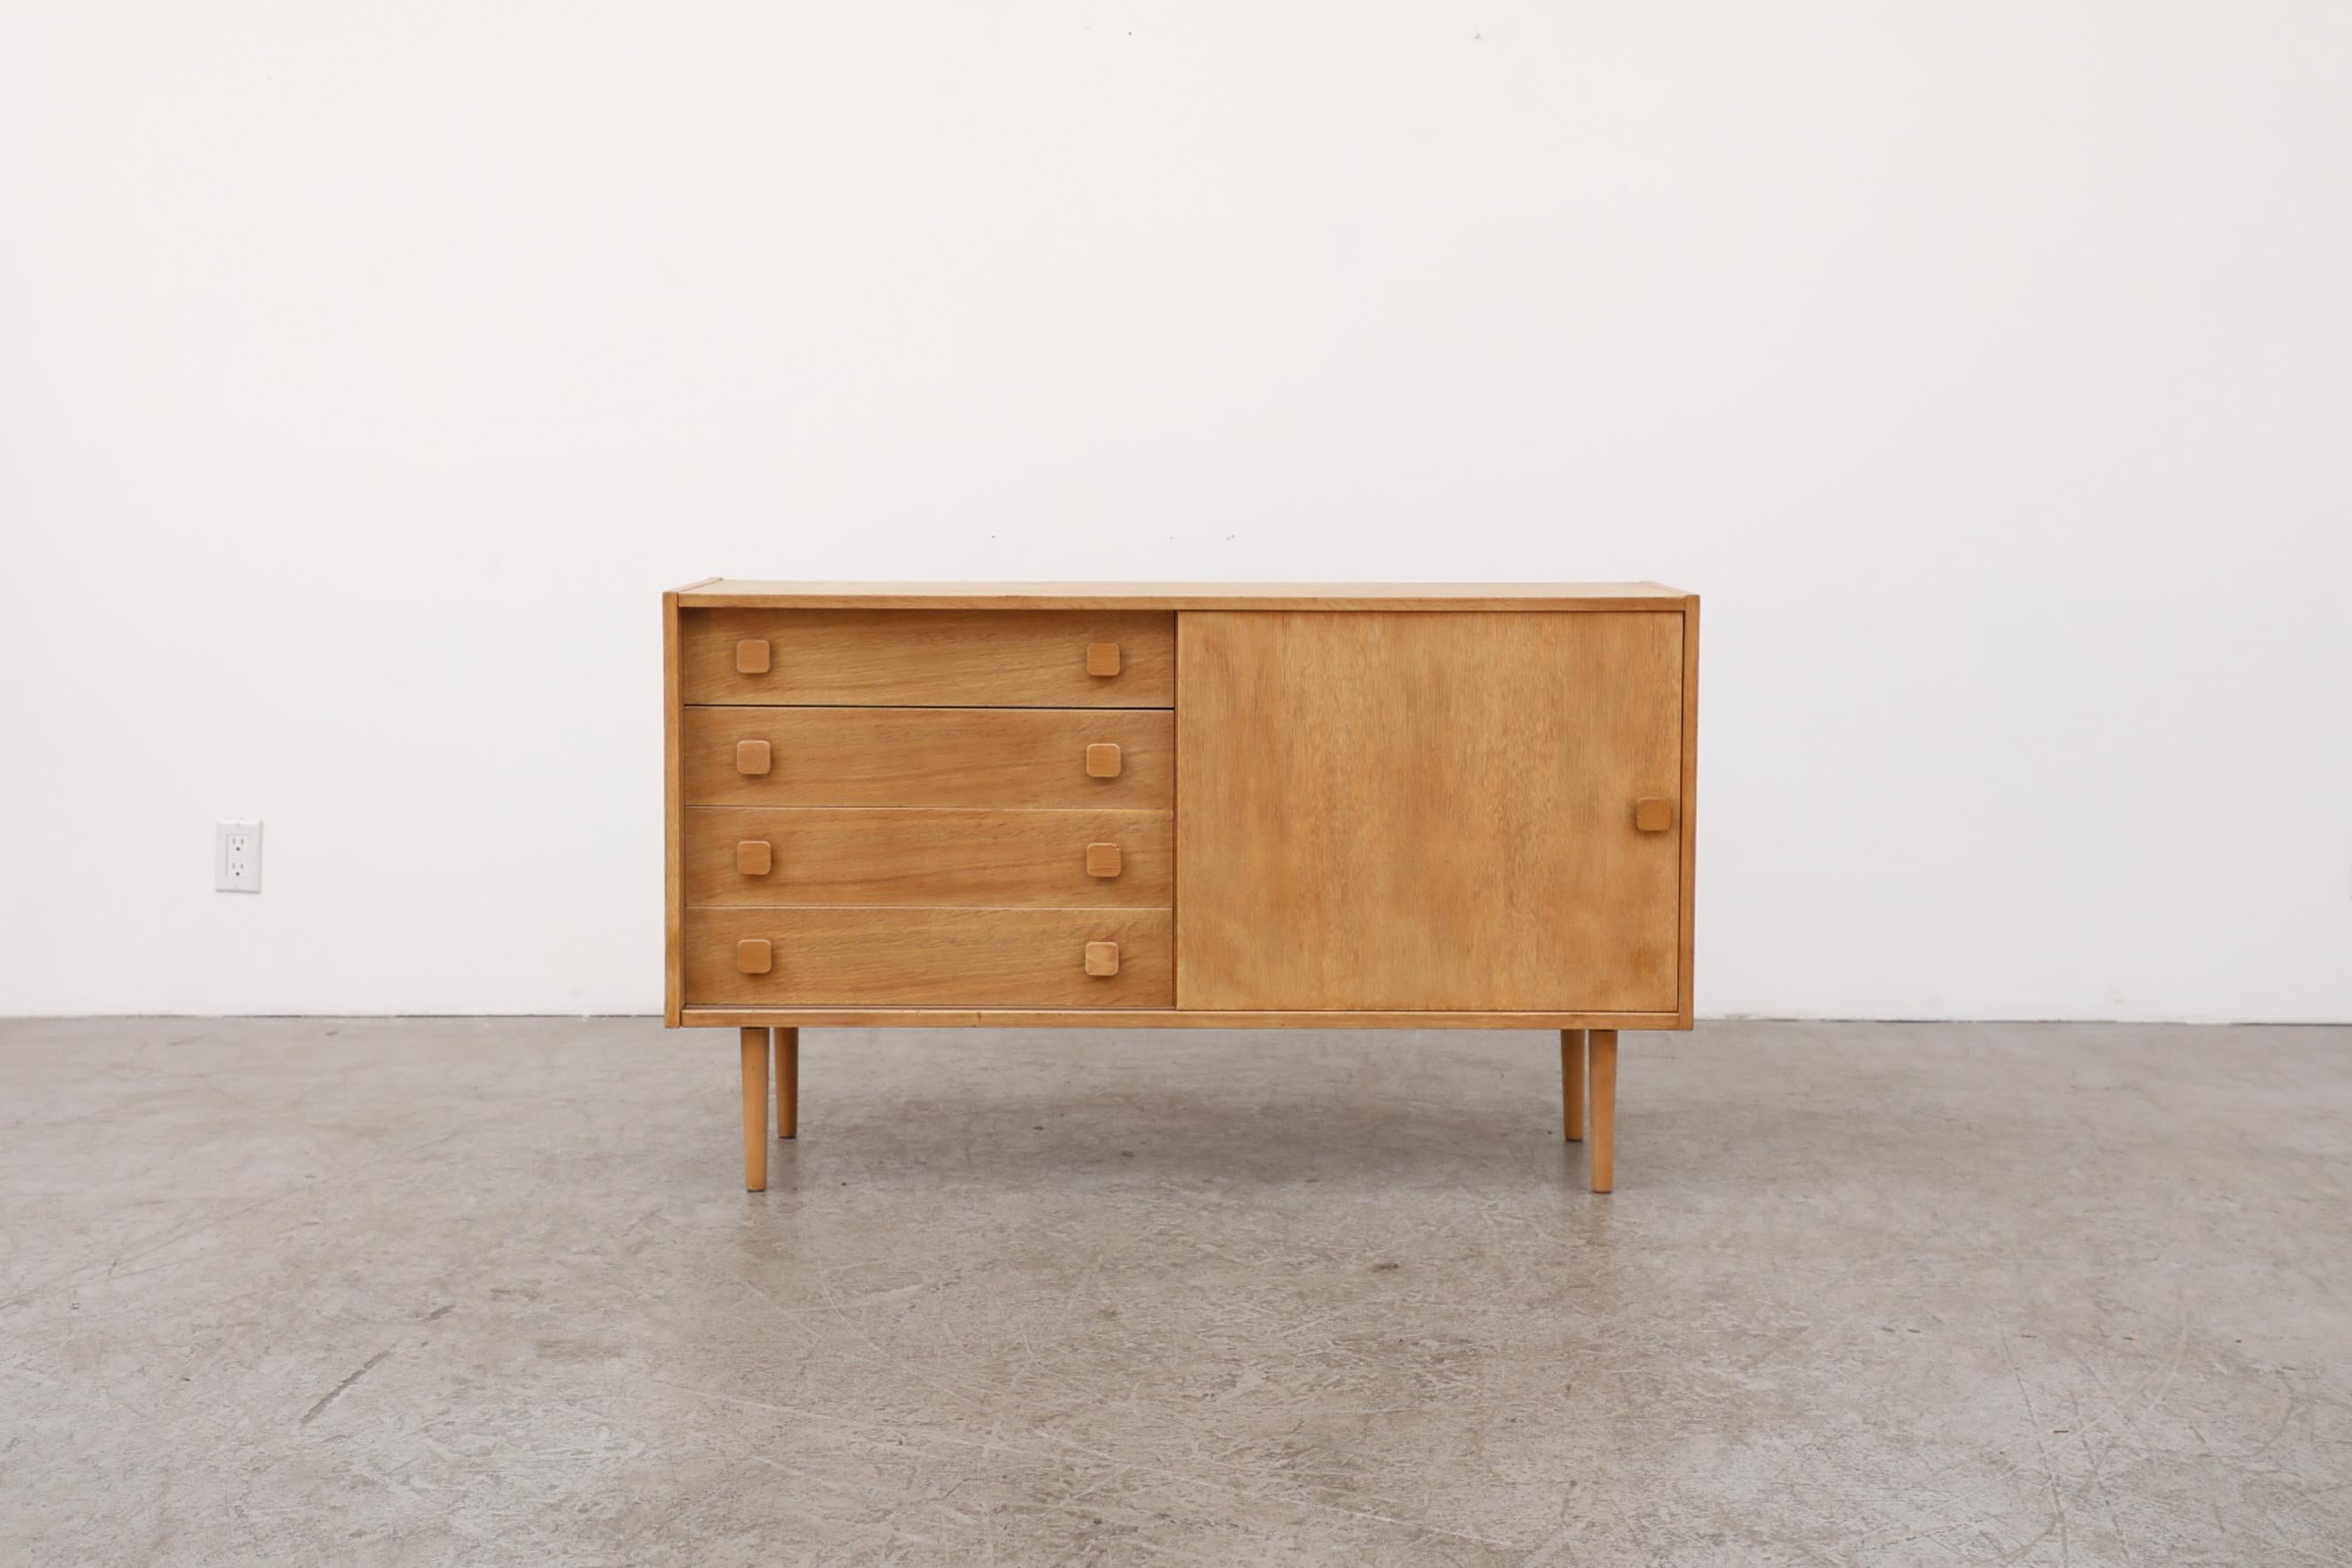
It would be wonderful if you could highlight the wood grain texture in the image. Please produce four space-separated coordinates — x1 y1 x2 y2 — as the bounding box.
681 608 1175 707
1177 611 1684 1012
1562 1030 1586 1141
682 707 1173 809
683 807 1171 908
677 1008 1683 1030
678 581 1694 612
774 1026 798 1139
1590 1029 1618 1193
740 1027 769 1191
686 908 1173 1008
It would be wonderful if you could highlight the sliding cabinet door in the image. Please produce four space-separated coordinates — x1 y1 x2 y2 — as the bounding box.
1176 612 1684 1013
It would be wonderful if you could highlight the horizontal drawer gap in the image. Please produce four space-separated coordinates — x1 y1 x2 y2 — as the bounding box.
685 904 1174 914
672 804 1166 818
683 701 1173 712
682 803 1170 816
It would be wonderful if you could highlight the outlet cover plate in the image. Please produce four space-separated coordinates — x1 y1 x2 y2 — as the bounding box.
216 820 262 892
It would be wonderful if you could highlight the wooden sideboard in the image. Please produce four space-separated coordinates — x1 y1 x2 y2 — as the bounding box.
664 581 1698 1193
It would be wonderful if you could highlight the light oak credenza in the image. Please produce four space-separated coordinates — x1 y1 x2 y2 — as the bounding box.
663 581 1698 1193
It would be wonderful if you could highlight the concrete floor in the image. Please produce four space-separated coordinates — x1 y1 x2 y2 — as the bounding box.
1 1020 2348 1566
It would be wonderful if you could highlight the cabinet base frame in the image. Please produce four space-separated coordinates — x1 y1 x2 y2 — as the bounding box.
684 1008 1689 1031
731 1020 1645 1193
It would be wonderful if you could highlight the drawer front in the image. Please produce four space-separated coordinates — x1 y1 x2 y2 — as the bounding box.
686 908 1174 1007
682 707 1173 809
685 807 1172 908
682 608 1176 707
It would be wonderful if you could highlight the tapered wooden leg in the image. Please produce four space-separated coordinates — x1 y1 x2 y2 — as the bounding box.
740 1027 769 1192
1590 1029 1617 1193
775 1026 798 1139
1561 1029 1586 1141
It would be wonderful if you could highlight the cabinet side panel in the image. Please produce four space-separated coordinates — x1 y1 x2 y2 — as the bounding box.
663 593 685 1026
1679 597 1699 1027
1178 612 1683 1012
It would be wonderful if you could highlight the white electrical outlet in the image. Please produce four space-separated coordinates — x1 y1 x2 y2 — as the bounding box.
215 820 262 892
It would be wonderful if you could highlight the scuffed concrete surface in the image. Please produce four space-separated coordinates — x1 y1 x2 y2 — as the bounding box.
1 1017 2348 1564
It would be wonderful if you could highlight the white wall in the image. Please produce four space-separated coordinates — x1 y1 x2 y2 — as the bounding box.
4 2 2347 1021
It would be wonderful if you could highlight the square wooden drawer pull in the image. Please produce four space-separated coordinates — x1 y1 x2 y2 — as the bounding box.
736 938 772 975
1633 797 1675 831
1084 941 1120 977
1085 842 1122 878
1085 642 1121 677
735 638 771 674
736 740 771 776
736 840 772 876
1085 743 1122 778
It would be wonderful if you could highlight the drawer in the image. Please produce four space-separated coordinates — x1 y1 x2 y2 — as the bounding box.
685 908 1174 1007
681 608 1175 707
682 707 1174 809
685 807 1172 908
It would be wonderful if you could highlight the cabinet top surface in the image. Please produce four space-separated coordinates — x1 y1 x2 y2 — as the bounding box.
673 580 1695 611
